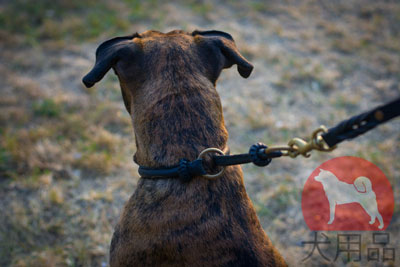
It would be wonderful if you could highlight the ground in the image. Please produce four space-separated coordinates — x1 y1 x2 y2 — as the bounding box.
0 0 399 266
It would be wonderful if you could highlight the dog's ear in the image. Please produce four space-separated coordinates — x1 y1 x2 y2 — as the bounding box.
82 34 139 88
192 30 253 78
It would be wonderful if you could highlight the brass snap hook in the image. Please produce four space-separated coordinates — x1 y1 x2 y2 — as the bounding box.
311 125 336 152
264 125 336 159
197 148 226 180
287 125 336 158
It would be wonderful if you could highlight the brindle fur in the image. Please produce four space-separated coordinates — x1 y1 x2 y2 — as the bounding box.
83 30 287 267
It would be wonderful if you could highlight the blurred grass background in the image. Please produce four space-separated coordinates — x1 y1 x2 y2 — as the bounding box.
0 0 399 266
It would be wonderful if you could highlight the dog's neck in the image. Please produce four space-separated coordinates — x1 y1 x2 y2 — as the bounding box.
127 76 229 167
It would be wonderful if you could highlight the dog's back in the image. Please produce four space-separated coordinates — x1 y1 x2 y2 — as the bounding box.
110 167 285 266
316 170 375 203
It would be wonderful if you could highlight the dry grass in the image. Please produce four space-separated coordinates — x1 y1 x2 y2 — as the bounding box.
1 0 399 266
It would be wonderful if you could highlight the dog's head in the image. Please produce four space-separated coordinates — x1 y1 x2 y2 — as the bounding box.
314 169 335 183
82 30 253 113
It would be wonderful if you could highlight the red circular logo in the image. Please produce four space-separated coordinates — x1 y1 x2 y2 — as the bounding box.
302 156 394 231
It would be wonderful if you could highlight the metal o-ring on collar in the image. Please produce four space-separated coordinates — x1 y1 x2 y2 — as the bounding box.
197 148 226 179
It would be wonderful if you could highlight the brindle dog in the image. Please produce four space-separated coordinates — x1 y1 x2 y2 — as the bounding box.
83 30 286 267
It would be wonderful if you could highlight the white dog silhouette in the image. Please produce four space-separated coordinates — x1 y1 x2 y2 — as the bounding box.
314 169 383 229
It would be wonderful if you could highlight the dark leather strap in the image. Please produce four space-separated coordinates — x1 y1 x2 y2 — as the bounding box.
138 159 207 182
322 97 400 147
214 150 282 166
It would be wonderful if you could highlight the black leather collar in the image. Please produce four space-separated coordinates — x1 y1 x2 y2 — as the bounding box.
138 158 207 182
